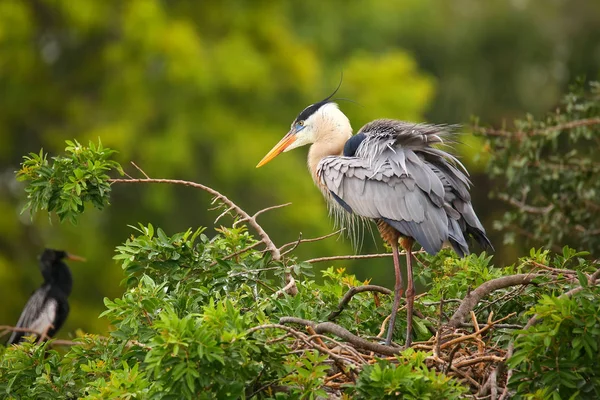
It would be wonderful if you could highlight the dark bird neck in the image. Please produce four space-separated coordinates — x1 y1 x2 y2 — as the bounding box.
43 262 73 296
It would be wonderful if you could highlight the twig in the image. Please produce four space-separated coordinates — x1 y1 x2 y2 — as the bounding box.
453 355 505 369
214 205 236 224
442 313 515 350
445 343 462 374
248 203 292 221
280 229 343 257
327 285 392 321
306 253 391 264
280 317 401 356
247 323 360 367
130 161 150 179
448 274 543 328
459 323 523 330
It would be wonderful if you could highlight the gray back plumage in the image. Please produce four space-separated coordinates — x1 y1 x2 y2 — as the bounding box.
317 119 492 256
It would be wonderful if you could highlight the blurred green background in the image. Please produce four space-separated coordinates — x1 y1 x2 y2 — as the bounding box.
1 0 599 338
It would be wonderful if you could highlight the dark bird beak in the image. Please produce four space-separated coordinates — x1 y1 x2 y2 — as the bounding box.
66 253 86 262
256 130 297 168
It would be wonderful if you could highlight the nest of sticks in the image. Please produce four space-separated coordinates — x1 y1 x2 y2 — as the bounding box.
249 286 519 399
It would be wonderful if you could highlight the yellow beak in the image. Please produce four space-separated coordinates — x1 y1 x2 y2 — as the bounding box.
66 253 86 262
256 131 297 168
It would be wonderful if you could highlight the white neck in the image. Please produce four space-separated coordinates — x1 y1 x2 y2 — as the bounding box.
307 103 353 184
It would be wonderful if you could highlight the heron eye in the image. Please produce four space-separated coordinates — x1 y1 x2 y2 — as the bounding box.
296 120 305 128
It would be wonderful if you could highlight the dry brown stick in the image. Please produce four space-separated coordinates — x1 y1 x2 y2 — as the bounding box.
459 322 523 330
249 203 293 221
442 313 515 350
306 253 392 263
327 285 392 321
306 333 369 364
280 229 343 257
449 365 481 390
306 326 354 380
445 343 462 374
246 323 358 367
471 311 485 356
479 367 500 399
452 355 505 369
529 260 576 276
280 317 401 356
448 274 543 328
214 205 236 224
306 250 426 264
130 161 150 179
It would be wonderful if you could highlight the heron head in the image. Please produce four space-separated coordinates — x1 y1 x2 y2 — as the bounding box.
256 101 350 168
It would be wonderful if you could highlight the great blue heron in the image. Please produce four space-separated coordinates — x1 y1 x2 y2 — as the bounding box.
257 93 492 347
7 249 84 344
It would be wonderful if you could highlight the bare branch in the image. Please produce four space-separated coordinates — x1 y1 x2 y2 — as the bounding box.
448 274 543 328
306 253 391 264
109 173 299 295
279 317 401 356
110 177 282 262
251 202 292 220
327 285 392 321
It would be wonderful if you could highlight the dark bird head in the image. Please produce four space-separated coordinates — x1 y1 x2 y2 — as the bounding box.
39 249 85 296
256 81 352 168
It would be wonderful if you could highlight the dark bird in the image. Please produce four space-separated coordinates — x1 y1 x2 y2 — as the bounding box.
7 249 84 345
257 93 492 347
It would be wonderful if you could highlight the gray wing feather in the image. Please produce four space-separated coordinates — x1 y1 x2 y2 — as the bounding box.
318 118 492 256
319 151 449 255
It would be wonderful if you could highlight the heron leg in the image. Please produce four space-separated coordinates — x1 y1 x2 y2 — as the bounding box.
385 240 404 346
403 241 415 348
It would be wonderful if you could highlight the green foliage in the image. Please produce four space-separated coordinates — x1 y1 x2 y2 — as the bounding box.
0 216 470 398
353 350 467 399
508 286 600 400
3 223 599 398
482 81 600 255
17 139 123 223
